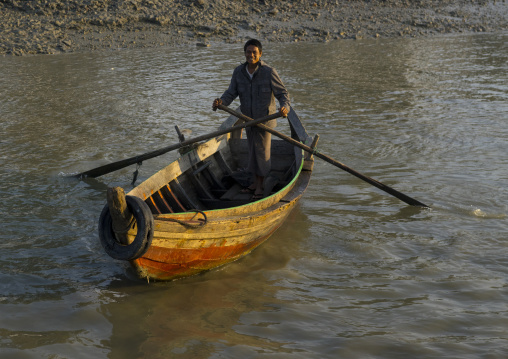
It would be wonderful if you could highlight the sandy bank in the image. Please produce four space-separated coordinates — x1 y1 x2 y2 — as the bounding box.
1 0 507 56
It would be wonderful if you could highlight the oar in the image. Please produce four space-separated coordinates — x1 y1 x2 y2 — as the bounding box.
73 112 282 179
217 104 429 208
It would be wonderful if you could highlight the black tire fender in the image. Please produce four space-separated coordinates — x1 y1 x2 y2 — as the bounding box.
98 195 154 261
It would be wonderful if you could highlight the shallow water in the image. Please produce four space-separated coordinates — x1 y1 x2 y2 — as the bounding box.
1 32 507 358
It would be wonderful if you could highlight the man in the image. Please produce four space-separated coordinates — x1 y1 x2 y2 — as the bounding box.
213 39 290 200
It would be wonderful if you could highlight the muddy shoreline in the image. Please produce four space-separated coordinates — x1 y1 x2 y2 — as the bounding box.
1 0 507 56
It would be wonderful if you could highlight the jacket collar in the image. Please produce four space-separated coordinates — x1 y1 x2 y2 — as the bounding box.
242 60 265 80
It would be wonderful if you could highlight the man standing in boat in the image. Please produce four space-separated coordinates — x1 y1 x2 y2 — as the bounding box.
213 39 290 200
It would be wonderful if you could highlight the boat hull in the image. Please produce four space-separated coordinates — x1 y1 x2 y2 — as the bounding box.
99 108 313 281
130 171 309 281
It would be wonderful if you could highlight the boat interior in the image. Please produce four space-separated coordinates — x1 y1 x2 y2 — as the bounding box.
141 138 303 214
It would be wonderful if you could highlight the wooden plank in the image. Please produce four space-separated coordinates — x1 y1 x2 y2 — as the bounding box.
163 184 186 212
192 161 212 175
204 166 226 190
153 202 296 242
189 172 215 200
128 136 228 199
214 151 234 176
148 194 162 214
192 160 226 191
171 179 200 210
157 190 174 213
220 183 243 201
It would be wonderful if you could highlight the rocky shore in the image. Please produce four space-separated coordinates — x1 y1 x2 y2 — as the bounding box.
1 0 507 56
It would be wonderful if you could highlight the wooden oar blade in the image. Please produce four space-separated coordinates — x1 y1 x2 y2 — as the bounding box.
321 154 429 207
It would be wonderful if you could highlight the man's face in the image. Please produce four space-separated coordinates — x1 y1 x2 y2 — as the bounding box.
245 45 262 65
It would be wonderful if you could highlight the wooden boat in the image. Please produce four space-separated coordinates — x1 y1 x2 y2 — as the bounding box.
98 109 314 281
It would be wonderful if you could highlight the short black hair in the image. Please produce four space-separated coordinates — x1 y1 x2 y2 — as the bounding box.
244 39 262 53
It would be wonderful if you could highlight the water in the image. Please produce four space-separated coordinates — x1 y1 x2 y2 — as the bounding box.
1 32 507 358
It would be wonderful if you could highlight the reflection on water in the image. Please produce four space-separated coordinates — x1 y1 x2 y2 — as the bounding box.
100 208 308 359
0 32 507 358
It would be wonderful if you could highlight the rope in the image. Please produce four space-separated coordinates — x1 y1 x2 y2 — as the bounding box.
164 210 208 228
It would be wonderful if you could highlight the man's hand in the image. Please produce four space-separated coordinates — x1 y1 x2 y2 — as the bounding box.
280 106 289 118
212 98 222 111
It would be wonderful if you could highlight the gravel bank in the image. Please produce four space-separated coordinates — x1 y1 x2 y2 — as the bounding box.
1 0 507 56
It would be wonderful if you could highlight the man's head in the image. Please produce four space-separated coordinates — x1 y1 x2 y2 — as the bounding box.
244 39 262 54
244 39 262 67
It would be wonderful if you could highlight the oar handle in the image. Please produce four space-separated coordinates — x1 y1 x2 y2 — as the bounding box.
216 105 429 208
217 103 286 120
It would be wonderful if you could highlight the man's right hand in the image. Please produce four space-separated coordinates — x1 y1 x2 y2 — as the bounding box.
212 98 222 111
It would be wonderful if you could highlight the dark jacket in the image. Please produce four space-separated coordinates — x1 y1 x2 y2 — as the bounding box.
220 60 290 127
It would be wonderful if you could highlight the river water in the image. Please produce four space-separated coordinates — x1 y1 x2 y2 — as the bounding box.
1 32 507 358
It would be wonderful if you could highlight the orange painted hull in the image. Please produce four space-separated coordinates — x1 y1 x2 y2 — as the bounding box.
132 227 276 281
130 171 309 281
